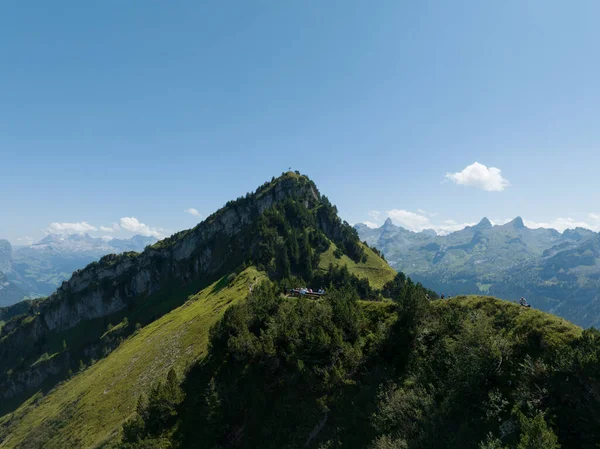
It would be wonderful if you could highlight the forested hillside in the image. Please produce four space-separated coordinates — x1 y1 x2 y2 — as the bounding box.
0 172 398 448
111 287 599 449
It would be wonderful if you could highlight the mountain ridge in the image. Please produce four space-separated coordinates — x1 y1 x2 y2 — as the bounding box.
0 172 395 416
360 216 598 237
356 217 600 326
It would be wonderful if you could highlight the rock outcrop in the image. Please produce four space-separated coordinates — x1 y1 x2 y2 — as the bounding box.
0 174 320 401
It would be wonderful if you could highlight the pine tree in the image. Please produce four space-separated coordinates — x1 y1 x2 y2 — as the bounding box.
479 433 504 449
288 231 300 268
136 392 149 422
145 368 184 434
517 412 560 449
300 230 313 280
165 368 183 403
122 414 146 443
276 242 291 279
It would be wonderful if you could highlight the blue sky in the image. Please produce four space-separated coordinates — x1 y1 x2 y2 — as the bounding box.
2 0 600 244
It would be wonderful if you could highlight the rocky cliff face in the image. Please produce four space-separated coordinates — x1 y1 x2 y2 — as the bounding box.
2 234 158 307
38 176 318 333
0 300 35 325
1 353 65 400
0 174 320 401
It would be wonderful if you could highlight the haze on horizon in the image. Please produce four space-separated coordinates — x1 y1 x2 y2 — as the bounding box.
2 1 599 244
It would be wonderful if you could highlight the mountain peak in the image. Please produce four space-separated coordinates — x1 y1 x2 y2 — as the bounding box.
0 172 395 414
382 218 394 228
67 233 96 242
421 228 437 237
474 217 493 229
562 227 596 240
509 216 526 229
39 234 60 244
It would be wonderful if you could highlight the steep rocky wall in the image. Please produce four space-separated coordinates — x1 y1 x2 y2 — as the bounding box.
1 353 65 400
37 176 318 334
0 176 319 401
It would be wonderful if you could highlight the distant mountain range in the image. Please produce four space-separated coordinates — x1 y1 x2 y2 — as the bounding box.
356 217 600 327
0 234 157 307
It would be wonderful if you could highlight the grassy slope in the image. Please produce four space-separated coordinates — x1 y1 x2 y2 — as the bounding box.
435 295 582 345
0 267 265 449
318 242 396 290
0 235 395 449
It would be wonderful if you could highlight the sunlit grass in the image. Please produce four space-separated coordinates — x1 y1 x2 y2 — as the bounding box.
0 267 264 449
318 242 396 290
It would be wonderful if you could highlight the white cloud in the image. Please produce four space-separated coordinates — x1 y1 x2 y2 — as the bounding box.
361 209 475 235
100 235 114 241
417 209 437 217
524 216 600 233
436 220 477 235
119 217 164 238
363 221 380 229
387 209 432 231
17 236 34 246
445 162 510 192
368 210 382 221
47 221 98 235
385 209 475 234
99 225 119 232
185 208 202 217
